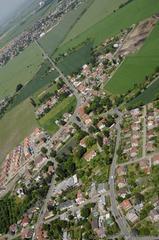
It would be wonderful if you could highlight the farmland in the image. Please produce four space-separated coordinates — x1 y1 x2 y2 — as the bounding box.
55 0 159 57
39 0 93 56
128 77 159 108
0 99 38 164
0 43 43 99
63 0 127 44
105 22 159 94
57 42 92 76
39 96 76 134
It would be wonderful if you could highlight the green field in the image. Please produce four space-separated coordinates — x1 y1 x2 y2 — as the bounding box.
39 0 93 56
63 0 127 44
0 43 43 98
128 77 159 108
0 99 38 163
57 42 92 75
10 61 58 108
105 22 159 94
55 0 159 57
39 96 76 134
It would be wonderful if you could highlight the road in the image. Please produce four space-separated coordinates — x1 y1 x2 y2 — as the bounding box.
109 113 132 240
142 105 147 158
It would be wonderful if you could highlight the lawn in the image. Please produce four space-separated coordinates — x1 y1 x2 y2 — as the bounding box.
57 42 93 76
128 77 159 108
0 99 38 163
0 43 43 99
55 0 159 57
105 22 159 94
39 96 76 134
63 0 127 44
39 0 93 56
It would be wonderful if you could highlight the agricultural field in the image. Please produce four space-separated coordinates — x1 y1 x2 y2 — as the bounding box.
105 22 159 94
39 96 76 134
0 43 43 99
10 61 58 108
128 77 159 108
57 42 92 76
63 0 127 44
39 0 93 56
55 0 159 57
0 99 38 163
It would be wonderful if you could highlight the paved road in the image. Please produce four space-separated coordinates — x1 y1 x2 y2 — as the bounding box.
109 113 132 240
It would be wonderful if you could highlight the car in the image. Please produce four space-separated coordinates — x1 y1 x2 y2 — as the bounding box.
76 116 81 122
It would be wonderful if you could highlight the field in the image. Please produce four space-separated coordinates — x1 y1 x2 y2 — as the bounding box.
55 0 159 57
39 0 93 56
39 96 76 134
0 43 43 99
63 0 127 44
57 42 92 75
0 99 38 163
128 77 159 108
11 61 58 108
105 22 159 94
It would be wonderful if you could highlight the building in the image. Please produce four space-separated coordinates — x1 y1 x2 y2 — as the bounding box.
83 150 96 161
97 183 108 195
126 210 139 224
120 199 132 212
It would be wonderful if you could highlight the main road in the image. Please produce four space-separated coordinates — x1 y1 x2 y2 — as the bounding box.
109 112 132 240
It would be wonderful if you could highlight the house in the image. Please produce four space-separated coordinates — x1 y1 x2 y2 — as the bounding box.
83 150 96 162
35 225 48 240
116 177 127 189
91 218 99 231
21 214 29 228
96 227 106 239
9 224 17 235
130 147 138 158
59 200 75 211
152 154 159 165
97 183 108 194
116 166 127 176
97 119 106 131
126 210 139 224
79 136 88 148
120 199 132 212
34 155 47 169
76 191 85 205
118 188 128 199
21 228 33 239
149 207 159 223
139 158 151 174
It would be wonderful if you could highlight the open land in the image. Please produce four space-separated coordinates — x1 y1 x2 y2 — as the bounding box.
0 99 38 164
39 0 93 56
105 21 159 94
54 0 159 57
39 95 76 133
0 43 43 98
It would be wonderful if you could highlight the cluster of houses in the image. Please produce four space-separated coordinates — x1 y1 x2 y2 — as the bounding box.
0 128 50 190
121 108 144 160
145 102 159 154
35 84 70 119
0 0 83 66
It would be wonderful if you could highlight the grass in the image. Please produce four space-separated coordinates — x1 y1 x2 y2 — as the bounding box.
105 22 159 94
57 42 93 75
10 60 58 108
39 96 76 134
128 77 159 107
0 99 38 163
39 0 93 56
55 0 159 57
63 0 127 44
0 43 43 99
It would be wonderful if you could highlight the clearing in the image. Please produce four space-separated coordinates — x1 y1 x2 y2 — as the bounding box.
39 96 76 134
0 99 38 163
0 43 43 99
105 21 159 94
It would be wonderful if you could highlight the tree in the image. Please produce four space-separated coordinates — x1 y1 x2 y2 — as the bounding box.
41 147 48 155
81 206 90 218
50 149 56 158
16 84 23 92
